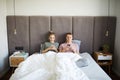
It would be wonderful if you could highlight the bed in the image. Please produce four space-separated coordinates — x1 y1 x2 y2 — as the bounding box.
7 16 114 80
9 51 111 80
79 52 111 80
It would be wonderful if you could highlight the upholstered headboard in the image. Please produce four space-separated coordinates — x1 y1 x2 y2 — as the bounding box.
7 16 116 55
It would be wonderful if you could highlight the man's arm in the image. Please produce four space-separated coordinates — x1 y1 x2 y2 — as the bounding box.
76 44 79 53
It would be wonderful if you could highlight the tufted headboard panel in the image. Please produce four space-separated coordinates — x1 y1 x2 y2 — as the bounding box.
7 16 116 55
29 16 50 54
73 16 94 53
51 16 72 43
7 16 29 55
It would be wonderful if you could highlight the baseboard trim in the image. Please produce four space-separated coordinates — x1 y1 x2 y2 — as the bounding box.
112 67 120 77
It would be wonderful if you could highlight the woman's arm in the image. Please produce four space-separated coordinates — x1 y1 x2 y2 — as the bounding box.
42 45 58 53
42 47 51 53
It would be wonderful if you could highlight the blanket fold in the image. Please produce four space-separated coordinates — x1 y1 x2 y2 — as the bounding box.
10 51 89 80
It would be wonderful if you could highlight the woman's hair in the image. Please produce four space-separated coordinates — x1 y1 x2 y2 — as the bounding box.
48 31 55 37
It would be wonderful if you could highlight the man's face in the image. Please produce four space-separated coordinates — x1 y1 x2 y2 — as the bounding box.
66 34 73 42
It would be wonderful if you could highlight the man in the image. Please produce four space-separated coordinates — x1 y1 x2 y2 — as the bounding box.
59 33 79 53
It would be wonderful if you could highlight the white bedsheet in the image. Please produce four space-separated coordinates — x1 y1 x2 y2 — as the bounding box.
79 52 112 80
10 51 89 80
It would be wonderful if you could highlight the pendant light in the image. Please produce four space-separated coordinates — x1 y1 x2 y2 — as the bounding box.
105 0 110 37
13 0 17 35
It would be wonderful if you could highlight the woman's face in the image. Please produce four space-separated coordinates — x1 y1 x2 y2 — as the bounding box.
49 34 55 42
66 34 72 43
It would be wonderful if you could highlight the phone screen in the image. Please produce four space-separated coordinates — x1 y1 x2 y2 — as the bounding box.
67 44 70 46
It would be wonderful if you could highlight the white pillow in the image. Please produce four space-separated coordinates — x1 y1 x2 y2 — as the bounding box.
76 57 90 67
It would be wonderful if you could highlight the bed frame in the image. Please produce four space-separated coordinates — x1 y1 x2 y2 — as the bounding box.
7 16 116 55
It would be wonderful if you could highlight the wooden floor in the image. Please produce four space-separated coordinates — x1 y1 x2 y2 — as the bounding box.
1 68 120 80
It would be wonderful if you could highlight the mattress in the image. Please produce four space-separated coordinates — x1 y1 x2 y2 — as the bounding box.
79 52 111 80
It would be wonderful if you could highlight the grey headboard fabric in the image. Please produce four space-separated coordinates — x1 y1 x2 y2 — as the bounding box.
51 16 72 43
93 17 116 53
30 16 50 53
7 16 29 54
7 16 116 55
73 16 94 53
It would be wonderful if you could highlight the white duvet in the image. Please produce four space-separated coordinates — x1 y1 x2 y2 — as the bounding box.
10 51 89 80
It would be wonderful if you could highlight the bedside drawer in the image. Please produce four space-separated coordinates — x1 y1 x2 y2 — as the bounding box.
98 55 112 60
9 52 29 67
10 57 24 67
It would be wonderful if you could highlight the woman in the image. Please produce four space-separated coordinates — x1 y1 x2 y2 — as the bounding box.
41 32 59 53
59 32 79 53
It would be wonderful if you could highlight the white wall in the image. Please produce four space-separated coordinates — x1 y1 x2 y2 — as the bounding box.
7 0 116 16
5 0 120 77
113 0 120 77
0 0 9 78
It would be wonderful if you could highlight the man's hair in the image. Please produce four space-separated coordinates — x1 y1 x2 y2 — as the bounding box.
66 32 72 37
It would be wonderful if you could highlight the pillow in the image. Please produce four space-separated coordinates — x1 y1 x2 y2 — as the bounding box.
76 57 90 67
72 40 81 51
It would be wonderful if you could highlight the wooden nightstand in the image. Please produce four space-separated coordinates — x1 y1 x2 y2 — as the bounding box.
9 51 29 67
93 52 112 74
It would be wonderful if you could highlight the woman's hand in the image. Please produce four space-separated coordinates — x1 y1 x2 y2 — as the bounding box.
49 45 58 52
42 45 58 53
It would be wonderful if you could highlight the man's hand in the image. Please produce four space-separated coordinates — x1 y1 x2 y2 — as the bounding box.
61 46 70 52
70 47 76 53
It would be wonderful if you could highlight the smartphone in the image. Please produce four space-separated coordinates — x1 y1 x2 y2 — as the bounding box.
67 44 70 46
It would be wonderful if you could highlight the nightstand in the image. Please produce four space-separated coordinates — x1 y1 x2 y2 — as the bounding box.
93 52 112 75
9 51 29 67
